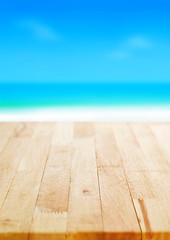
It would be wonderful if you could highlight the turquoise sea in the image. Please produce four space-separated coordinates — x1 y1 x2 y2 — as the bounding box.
0 83 170 108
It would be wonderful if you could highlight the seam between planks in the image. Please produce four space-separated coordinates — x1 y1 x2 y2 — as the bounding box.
66 131 104 239
129 122 170 170
0 123 19 155
0 167 18 212
113 124 143 240
66 141 74 240
123 123 143 239
148 123 170 168
94 136 105 239
126 123 146 240
120 163 143 240
127 122 170 239
27 138 53 240
0 123 26 211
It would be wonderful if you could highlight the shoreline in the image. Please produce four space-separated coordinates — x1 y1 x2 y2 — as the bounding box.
0 106 170 121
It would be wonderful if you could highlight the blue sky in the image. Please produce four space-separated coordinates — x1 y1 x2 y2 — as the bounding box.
0 0 170 83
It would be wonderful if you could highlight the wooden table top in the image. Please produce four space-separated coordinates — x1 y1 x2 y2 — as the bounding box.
0 122 169 240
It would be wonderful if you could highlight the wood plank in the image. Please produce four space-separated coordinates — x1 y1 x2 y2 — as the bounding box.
150 123 170 165
98 168 141 240
0 123 18 153
0 123 38 209
130 123 170 170
94 123 122 167
67 138 103 240
0 123 54 240
113 123 170 240
94 123 141 239
0 122 169 240
126 170 170 240
74 122 94 138
113 123 150 171
29 123 73 240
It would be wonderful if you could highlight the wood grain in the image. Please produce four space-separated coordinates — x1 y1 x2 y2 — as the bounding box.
130 123 170 170
0 123 17 153
0 122 169 240
29 123 73 240
98 168 141 240
113 123 170 240
113 123 149 171
0 123 54 240
150 123 170 166
0 123 37 209
94 123 122 167
126 170 170 240
67 137 103 240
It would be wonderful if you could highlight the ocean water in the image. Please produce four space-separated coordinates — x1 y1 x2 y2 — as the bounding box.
0 83 170 108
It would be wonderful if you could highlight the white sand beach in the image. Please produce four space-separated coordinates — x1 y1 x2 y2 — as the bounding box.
0 106 170 121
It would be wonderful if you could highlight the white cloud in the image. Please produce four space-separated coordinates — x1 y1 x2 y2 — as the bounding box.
109 35 152 60
127 36 151 49
109 50 129 60
17 19 60 41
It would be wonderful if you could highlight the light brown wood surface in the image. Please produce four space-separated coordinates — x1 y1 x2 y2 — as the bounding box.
0 122 169 240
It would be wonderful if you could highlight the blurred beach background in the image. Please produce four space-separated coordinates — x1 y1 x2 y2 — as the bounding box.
0 0 170 121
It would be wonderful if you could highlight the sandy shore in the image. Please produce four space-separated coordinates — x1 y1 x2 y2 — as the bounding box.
0 106 170 121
